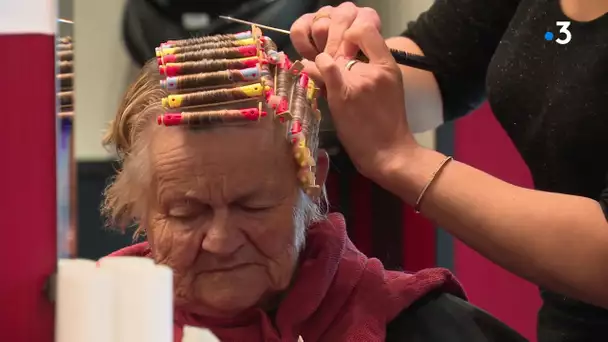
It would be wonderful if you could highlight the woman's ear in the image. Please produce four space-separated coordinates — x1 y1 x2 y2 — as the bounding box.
315 149 330 187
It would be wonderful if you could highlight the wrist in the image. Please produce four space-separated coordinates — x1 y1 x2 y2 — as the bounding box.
375 145 448 205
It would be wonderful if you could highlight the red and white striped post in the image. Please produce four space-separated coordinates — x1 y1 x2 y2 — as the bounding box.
0 1 58 341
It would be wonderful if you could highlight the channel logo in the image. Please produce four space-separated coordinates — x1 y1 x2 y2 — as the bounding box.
544 21 572 45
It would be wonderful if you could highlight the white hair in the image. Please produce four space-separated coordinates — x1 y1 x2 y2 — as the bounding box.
292 188 328 252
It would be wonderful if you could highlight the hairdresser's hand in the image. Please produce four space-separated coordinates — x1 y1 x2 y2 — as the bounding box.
290 2 381 80
315 23 418 182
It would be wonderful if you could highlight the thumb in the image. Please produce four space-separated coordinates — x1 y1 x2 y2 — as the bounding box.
301 59 324 86
314 52 344 97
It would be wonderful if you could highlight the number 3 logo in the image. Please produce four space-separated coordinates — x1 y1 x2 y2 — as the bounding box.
555 21 572 45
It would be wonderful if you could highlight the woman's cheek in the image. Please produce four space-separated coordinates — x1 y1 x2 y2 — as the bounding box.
148 217 173 264
237 209 295 256
154 217 207 270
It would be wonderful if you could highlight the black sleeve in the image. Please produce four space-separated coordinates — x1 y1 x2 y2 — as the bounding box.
386 291 528 342
537 289 608 342
538 184 608 342
401 0 521 121
599 183 608 216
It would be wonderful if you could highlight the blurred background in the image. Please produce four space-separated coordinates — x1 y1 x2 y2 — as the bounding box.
62 0 540 340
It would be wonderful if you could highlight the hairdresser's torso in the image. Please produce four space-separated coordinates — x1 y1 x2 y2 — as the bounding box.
485 0 608 340
488 0 608 197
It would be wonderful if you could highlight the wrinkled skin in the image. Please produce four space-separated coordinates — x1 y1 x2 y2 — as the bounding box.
144 118 327 317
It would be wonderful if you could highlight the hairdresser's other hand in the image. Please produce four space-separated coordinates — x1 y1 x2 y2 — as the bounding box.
290 2 381 80
315 23 418 183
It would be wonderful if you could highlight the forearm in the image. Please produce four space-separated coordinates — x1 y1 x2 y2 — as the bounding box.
383 146 608 308
386 37 444 133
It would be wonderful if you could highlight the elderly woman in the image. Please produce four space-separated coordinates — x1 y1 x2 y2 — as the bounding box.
101 27 524 342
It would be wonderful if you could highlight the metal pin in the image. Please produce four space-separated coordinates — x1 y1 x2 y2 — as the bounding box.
219 15 290 35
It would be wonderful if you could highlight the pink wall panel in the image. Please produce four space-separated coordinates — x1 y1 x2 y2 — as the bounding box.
0 2 58 338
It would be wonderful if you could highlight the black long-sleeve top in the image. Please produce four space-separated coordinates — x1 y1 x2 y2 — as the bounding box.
402 0 608 341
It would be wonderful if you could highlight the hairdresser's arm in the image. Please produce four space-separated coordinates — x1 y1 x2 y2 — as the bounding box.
314 23 608 309
384 37 444 133
386 146 608 309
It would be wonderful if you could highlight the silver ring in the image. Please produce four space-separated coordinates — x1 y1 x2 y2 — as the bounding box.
345 59 359 71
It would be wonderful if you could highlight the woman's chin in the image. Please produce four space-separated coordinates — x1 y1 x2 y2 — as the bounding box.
177 285 264 318
181 296 256 318
174 268 280 318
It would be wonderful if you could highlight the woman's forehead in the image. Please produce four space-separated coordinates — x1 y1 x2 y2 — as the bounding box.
150 122 296 186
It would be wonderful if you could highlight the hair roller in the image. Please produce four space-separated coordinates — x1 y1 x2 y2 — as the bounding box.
57 37 74 119
162 31 252 48
260 37 282 64
59 61 73 73
160 67 261 91
161 83 267 109
58 36 72 44
258 62 273 88
57 43 72 51
157 38 256 57
159 45 258 65
287 73 322 193
58 73 73 90
157 107 266 126
290 74 316 188
290 74 313 131
58 91 73 107
58 50 73 62
159 57 260 77
153 25 323 198
306 79 322 120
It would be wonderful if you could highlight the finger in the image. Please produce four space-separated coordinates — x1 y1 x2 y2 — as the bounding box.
290 13 318 60
337 7 381 58
360 7 382 31
301 59 324 86
302 60 327 98
334 56 370 76
339 57 363 73
343 23 392 64
310 7 332 52
315 52 344 98
324 2 358 56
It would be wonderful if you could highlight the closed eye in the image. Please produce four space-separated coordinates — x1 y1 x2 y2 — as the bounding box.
237 204 273 213
168 208 199 221
166 198 206 219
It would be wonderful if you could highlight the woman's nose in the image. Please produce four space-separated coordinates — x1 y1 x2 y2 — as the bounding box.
201 208 245 256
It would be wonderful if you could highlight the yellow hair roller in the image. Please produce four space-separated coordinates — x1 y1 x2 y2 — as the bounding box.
240 83 269 97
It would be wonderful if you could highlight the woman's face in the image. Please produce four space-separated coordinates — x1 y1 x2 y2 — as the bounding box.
146 119 303 317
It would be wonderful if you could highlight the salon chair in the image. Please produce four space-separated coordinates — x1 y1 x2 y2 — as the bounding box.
389 290 529 342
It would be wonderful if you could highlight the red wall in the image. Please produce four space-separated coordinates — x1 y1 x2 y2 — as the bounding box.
454 103 541 341
0 34 56 342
